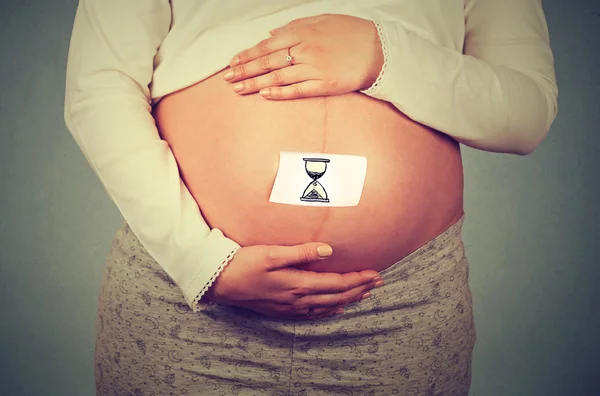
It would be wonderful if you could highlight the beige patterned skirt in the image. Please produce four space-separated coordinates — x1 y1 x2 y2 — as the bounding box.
95 215 475 395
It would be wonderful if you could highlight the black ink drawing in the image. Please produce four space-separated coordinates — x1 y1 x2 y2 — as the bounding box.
300 158 330 203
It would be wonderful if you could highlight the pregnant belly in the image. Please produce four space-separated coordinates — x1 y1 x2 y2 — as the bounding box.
153 68 464 274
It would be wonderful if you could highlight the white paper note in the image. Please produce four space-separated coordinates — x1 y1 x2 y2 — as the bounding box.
268 151 368 207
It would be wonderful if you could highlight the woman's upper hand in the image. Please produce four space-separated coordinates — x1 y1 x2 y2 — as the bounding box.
203 242 383 320
223 14 384 100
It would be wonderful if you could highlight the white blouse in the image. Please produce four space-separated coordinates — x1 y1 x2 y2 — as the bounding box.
63 0 558 311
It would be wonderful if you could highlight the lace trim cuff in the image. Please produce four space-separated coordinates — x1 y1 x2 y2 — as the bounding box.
191 246 241 312
361 21 390 97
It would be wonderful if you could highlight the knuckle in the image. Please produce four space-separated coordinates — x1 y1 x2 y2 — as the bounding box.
269 87 281 98
237 64 248 79
270 71 285 85
326 79 340 92
302 25 320 39
291 300 308 311
297 247 312 263
341 283 350 294
259 55 271 71
278 294 294 306
293 285 311 297
264 248 279 264
245 78 256 91
295 43 307 56
309 42 324 56
337 275 349 292
258 39 271 53
235 51 246 64
293 277 312 297
337 293 350 306
292 85 304 98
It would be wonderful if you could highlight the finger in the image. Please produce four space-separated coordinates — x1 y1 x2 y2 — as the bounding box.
231 32 300 67
288 271 367 298
231 65 311 96
298 280 376 308
225 48 293 83
264 242 334 270
310 270 384 294
259 80 328 100
357 269 383 283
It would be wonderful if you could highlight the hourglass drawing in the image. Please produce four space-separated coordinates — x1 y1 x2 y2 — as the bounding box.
300 157 330 203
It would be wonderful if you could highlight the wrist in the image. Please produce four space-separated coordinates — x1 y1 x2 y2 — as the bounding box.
360 20 385 90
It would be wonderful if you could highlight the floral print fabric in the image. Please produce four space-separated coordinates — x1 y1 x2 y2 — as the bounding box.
95 215 475 395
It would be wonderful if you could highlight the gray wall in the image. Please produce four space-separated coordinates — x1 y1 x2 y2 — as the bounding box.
0 1 598 395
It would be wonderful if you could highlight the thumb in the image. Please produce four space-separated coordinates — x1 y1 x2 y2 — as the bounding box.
265 243 333 270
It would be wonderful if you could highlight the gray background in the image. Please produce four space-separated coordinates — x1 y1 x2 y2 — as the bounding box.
1 0 598 395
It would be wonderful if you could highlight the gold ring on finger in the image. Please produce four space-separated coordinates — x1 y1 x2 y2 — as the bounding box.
286 47 293 64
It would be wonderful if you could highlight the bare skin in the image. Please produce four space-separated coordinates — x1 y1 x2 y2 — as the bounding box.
153 68 464 318
152 14 464 319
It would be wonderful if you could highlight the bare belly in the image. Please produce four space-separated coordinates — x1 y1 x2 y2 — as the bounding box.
153 68 464 273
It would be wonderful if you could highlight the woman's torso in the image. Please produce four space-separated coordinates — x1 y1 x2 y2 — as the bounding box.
153 68 464 273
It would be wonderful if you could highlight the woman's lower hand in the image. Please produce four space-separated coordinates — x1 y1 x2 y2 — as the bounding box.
223 14 384 100
203 242 383 320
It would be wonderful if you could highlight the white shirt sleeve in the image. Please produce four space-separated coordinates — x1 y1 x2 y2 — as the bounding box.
63 0 241 312
361 0 559 155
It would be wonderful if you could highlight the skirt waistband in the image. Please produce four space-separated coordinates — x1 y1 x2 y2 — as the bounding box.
378 212 466 283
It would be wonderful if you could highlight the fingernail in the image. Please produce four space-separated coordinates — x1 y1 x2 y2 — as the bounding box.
259 88 270 97
334 308 345 315
233 83 244 92
230 56 240 67
223 71 234 81
361 292 371 300
374 280 385 288
317 245 333 258
370 277 382 283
